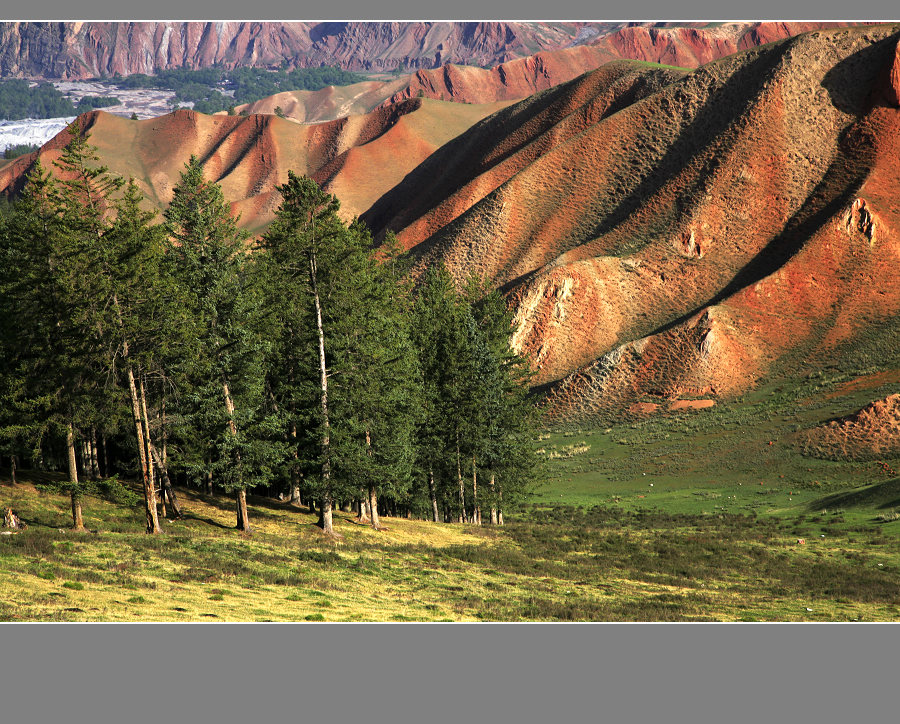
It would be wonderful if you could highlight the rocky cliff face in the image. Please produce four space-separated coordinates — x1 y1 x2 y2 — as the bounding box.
0 21 603 79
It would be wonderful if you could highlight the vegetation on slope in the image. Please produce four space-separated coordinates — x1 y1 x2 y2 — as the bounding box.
0 128 537 540
0 79 121 119
116 66 369 114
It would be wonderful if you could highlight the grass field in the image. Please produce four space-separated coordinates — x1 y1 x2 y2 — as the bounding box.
1 370 899 621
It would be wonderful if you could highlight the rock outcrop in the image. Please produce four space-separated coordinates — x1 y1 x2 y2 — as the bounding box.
0 21 873 81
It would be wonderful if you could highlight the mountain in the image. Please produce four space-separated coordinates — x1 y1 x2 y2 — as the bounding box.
239 23 875 124
0 21 608 79
0 98 509 232
363 25 900 422
5 25 900 424
386 23 869 107
0 21 868 81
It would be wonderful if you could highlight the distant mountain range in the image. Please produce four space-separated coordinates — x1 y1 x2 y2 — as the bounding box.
0 21 867 80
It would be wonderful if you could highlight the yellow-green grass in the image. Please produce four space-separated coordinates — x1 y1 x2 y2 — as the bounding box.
2 467 900 621
3 370 900 621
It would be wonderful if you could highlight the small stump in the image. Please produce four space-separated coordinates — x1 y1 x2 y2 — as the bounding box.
3 508 25 530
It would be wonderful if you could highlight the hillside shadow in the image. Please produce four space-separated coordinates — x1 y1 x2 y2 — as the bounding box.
809 477 900 511
644 130 874 340
362 80 579 238
611 36 900 342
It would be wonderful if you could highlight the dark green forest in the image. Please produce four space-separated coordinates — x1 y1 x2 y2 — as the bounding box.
0 125 538 536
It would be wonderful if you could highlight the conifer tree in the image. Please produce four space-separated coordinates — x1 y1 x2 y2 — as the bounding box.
50 125 170 533
256 173 349 536
164 155 270 532
0 161 97 528
327 221 421 529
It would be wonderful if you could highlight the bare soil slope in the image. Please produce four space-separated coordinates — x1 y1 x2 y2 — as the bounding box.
365 25 900 422
0 98 508 231
0 21 604 78
798 394 900 461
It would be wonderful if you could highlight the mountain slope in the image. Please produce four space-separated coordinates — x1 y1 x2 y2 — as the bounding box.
0 98 510 231
365 25 900 421
0 21 606 79
0 21 870 81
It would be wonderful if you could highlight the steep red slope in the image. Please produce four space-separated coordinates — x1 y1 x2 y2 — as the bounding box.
383 22 873 107
363 60 687 246
366 25 900 422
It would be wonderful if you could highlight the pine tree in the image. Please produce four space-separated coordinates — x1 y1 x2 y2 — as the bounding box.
256 173 350 536
50 124 170 533
327 221 421 529
411 265 539 524
163 155 270 532
0 159 102 529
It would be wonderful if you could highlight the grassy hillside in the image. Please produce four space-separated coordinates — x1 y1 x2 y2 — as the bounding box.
2 369 899 622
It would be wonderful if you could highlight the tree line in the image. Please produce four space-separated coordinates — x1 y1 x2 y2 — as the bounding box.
0 126 538 535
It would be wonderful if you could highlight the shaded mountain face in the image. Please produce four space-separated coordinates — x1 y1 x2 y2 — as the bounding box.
0 21 867 81
0 97 509 232
364 25 900 422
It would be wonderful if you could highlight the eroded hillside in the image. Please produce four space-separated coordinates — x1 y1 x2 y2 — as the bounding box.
365 26 900 422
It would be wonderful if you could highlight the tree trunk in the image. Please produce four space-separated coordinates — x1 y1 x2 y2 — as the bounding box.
456 441 465 523
114 289 160 534
369 485 381 531
154 401 182 518
223 380 250 532
148 442 182 519
79 440 89 479
472 455 481 526
356 494 369 523
497 480 504 526
101 435 108 477
310 250 335 537
428 468 439 522
66 423 85 531
365 430 381 530
289 424 301 505
317 495 333 536
129 367 161 534
10 455 16 485
90 427 100 479
138 376 159 517
205 469 213 495
236 488 251 533
489 473 498 525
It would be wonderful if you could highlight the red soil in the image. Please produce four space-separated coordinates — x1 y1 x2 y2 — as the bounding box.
797 394 900 460
363 25 900 422
0 98 502 230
